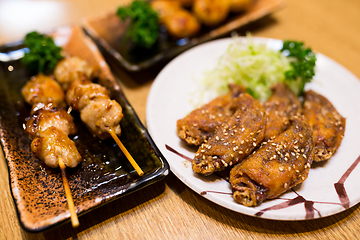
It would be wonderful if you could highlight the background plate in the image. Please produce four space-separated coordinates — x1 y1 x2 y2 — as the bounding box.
146 37 360 220
82 0 285 71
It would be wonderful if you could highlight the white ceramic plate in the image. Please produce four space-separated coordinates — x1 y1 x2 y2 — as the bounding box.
146 37 360 220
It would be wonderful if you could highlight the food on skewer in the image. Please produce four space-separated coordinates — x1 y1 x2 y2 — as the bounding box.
66 77 123 140
54 56 94 91
229 116 314 207
303 90 346 162
21 74 81 227
24 104 77 139
262 83 301 141
21 74 66 112
30 126 81 169
177 84 245 146
192 92 266 176
55 56 143 176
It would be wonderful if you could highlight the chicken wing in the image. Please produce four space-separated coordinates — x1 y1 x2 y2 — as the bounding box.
303 90 346 162
177 84 245 146
192 93 266 176
229 116 314 207
262 83 301 141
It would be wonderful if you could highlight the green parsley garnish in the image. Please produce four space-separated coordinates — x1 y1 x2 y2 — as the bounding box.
22 31 63 75
281 40 316 96
117 0 159 49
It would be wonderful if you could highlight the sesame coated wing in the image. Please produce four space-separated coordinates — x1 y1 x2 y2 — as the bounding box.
192 93 266 176
262 83 301 141
177 84 245 146
229 116 314 207
303 90 346 162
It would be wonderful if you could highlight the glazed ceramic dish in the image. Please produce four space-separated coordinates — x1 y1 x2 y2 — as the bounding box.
0 26 169 232
82 0 285 72
146 37 360 220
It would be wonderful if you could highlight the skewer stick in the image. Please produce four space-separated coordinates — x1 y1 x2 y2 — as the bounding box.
107 128 144 176
58 157 80 228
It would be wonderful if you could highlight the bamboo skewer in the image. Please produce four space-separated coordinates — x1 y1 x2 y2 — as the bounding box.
107 128 144 176
58 157 80 228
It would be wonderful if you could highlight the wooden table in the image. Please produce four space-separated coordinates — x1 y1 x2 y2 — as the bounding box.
1 0 360 239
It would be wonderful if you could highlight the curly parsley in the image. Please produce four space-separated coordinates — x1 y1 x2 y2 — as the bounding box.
117 0 159 49
281 40 316 96
21 31 63 75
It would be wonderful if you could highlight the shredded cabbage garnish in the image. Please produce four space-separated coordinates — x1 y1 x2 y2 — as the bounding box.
200 36 292 102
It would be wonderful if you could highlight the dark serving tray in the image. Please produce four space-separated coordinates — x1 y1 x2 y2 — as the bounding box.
0 30 169 232
82 0 285 72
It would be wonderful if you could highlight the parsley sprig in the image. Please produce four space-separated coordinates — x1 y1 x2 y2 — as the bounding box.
281 40 316 95
117 0 159 49
22 31 63 75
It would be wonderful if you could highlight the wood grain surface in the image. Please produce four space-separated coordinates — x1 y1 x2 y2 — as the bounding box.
0 0 360 239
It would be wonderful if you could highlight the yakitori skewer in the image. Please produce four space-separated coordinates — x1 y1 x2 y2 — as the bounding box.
55 56 144 176
22 74 81 227
58 157 79 227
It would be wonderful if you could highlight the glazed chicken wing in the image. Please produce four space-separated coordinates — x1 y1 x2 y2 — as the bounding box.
177 84 245 146
303 90 346 162
262 83 301 141
192 93 266 176
229 116 314 207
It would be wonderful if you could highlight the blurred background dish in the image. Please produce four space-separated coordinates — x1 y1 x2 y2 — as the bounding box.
82 0 285 71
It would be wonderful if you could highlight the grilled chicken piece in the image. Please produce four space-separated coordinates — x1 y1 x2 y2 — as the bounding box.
24 105 77 139
31 127 81 168
177 84 245 146
66 78 109 111
80 98 123 140
21 74 65 111
229 116 314 207
263 83 301 141
192 93 266 176
54 56 94 90
303 90 346 162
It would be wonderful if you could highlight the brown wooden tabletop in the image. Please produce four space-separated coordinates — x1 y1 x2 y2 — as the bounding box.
1 0 360 239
